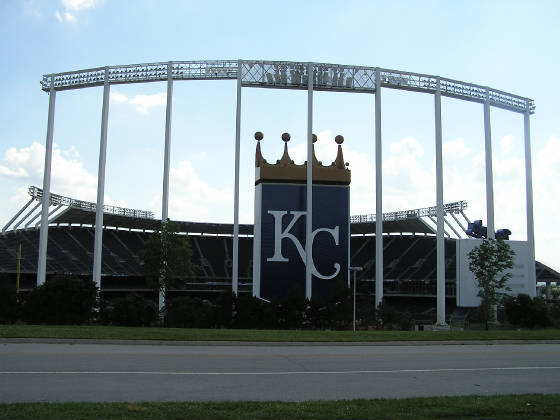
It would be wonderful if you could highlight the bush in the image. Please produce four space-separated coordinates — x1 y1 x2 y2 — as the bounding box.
233 294 276 329
22 275 98 325
213 292 234 328
550 302 560 328
100 293 157 327
504 294 551 328
165 296 214 328
376 299 412 330
0 278 21 323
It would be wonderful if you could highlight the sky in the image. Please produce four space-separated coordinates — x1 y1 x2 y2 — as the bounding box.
0 0 559 271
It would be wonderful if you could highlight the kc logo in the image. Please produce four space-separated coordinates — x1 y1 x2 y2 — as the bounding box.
266 210 341 280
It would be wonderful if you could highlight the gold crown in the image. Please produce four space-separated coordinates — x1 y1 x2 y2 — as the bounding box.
255 132 351 185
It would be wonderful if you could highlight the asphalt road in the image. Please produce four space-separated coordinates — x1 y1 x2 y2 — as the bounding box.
0 342 559 402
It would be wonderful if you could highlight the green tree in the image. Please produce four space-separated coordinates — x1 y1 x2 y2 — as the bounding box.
141 220 196 308
468 238 515 330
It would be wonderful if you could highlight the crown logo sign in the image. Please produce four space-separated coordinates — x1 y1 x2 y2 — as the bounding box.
254 132 351 185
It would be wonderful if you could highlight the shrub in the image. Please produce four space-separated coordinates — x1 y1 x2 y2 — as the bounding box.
233 294 275 329
213 292 233 328
22 275 97 325
550 302 560 328
165 296 214 328
504 294 551 328
376 299 412 330
0 278 21 323
100 293 157 327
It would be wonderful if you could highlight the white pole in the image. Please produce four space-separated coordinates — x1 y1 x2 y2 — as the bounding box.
37 76 56 286
162 61 173 221
435 78 446 325
92 68 110 289
159 61 173 313
375 69 383 307
353 270 357 331
484 88 495 239
232 59 242 295
305 62 313 300
524 102 536 292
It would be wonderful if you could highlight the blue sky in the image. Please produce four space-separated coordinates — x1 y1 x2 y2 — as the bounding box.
1 0 559 270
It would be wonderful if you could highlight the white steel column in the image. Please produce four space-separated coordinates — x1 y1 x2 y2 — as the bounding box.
92 68 110 289
435 78 446 325
159 61 174 312
37 77 56 286
232 60 242 295
162 62 173 221
484 88 495 239
524 102 536 290
305 62 313 300
374 70 383 307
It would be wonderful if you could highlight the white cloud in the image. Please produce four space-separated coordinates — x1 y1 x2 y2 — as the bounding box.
55 0 100 23
55 9 76 22
62 0 98 11
110 91 166 114
0 142 97 202
110 90 128 104
167 160 233 222
130 93 167 115
501 135 514 154
64 11 76 22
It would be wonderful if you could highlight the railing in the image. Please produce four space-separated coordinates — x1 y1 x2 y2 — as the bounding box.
29 186 154 220
350 200 468 224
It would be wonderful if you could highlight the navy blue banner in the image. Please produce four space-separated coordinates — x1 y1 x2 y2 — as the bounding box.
258 183 349 301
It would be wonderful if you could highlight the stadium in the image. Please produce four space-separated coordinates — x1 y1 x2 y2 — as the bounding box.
2 59 558 324
1 185 558 324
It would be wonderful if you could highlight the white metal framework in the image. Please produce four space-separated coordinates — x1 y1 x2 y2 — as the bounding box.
37 59 536 324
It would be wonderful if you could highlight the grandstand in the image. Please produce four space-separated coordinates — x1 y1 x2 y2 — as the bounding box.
1 186 558 310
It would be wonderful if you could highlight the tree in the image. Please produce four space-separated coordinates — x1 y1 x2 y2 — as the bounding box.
468 238 515 330
141 220 196 309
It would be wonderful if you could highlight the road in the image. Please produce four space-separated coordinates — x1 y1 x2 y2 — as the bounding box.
0 342 559 402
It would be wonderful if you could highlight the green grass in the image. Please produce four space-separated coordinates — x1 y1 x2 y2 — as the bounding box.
1 324 560 342
1 394 559 419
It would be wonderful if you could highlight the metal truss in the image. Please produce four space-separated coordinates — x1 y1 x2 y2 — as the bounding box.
29 186 154 219
350 200 468 224
40 60 534 114
40 60 238 91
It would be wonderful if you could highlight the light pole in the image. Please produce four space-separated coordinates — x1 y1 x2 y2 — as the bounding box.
349 266 363 331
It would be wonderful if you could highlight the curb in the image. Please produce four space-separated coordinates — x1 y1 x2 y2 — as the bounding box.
2 338 560 346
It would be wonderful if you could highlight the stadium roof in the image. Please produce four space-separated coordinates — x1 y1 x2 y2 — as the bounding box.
3 186 473 237
47 206 436 236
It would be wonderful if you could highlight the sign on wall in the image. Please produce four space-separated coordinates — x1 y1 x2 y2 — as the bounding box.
456 239 535 307
254 183 349 301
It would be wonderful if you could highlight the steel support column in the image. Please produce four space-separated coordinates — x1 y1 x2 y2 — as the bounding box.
162 62 173 221
232 60 242 295
159 61 174 312
375 70 383 307
305 62 313 300
435 78 446 325
92 68 110 289
524 103 536 292
37 77 56 286
484 88 495 239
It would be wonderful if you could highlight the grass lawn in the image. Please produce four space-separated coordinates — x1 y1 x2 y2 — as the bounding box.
1 394 559 419
1 324 560 342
